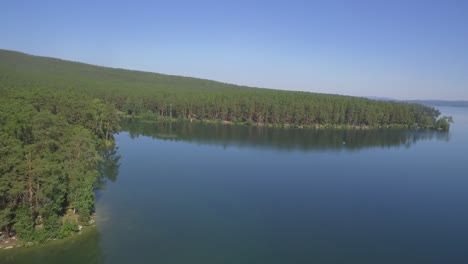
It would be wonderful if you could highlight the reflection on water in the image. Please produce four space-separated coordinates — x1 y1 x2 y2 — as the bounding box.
2 108 465 264
95 146 122 202
121 120 450 151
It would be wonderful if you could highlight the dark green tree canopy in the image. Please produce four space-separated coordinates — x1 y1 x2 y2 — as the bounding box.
0 49 447 129
0 90 120 243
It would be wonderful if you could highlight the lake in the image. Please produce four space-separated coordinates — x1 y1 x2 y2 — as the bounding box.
2 107 468 264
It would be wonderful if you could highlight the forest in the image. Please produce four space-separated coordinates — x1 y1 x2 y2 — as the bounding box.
0 89 119 244
0 49 452 244
0 50 452 130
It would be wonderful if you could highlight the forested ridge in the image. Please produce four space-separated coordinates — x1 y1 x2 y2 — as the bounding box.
0 49 451 130
0 89 119 244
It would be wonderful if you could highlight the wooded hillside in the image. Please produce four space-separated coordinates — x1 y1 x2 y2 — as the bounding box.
0 50 449 129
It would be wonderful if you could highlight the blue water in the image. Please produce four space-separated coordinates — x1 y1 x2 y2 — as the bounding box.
3 107 468 264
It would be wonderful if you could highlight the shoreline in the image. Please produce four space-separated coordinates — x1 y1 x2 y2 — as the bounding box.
1 214 96 251
123 116 448 131
0 226 100 263
0 236 18 250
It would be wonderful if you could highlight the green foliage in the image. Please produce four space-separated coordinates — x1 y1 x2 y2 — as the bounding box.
13 206 35 241
14 210 79 243
0 49 443 129
57 220 79 239
0 88 119 243
436 116 453 131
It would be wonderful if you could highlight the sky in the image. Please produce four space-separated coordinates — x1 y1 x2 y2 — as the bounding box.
1 0 468 100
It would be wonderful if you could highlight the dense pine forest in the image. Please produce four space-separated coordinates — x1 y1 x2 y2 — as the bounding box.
0 89 119 244
0 50 451 130
0 49 452 245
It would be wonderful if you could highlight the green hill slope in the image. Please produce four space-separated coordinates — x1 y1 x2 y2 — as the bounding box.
0 49 448 129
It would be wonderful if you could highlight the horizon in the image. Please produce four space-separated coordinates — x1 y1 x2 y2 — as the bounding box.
1 0 467 100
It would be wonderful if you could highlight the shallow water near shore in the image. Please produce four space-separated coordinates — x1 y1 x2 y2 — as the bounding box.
2 107 468 264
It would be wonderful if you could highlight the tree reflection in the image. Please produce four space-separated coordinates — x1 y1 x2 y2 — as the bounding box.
95 146 121 195
121 120 450 152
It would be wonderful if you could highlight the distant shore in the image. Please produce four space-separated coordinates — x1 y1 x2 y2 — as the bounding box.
123 115 450 131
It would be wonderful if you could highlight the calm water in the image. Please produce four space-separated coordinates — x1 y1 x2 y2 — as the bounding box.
2 107 468 264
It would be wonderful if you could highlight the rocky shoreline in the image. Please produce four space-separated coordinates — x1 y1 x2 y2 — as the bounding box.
0 232 18 250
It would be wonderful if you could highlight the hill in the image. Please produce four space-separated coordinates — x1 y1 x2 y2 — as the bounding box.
0 49 448 129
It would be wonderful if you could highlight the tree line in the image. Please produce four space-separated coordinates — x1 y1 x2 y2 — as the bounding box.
0 50 452 130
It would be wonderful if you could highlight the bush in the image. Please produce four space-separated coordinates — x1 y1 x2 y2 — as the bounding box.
13 206 35 241
58 220 79 238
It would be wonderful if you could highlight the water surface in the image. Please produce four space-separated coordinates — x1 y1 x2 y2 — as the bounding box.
2 107 468 264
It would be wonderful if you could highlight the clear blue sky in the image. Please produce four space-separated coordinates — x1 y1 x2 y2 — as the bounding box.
1 0 467 100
